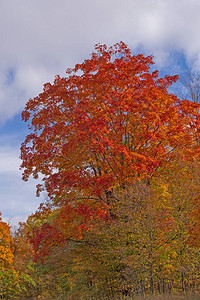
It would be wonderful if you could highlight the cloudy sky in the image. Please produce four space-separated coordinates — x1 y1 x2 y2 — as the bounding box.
1 0 200 224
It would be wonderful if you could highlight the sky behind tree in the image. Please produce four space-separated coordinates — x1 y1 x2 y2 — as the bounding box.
1 0 200 224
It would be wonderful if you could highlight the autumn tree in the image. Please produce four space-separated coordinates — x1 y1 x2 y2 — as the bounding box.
27 172 200 298
18 43 200 298
0 213 14 270
20 42 200 262
0 214 19 298
176 69 200 246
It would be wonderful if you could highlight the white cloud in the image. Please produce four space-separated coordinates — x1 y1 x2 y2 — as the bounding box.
0 144 44 221
0 147 19 174
0 171 43 221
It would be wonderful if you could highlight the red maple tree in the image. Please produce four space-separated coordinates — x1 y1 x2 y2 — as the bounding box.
20 42 200 260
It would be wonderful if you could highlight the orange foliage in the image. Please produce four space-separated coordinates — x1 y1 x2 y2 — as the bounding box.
0 213 14 269
21 42 200 201
20 42 200 261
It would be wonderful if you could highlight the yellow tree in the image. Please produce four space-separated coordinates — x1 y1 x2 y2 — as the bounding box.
0 213 14 270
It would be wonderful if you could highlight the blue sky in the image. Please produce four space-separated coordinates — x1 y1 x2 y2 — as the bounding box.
1 0 200 225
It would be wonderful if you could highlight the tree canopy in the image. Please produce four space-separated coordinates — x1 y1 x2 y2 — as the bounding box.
21 42 200 202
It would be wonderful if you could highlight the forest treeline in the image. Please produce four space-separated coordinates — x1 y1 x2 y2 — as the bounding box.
1 164 200 299
1 42 200 299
